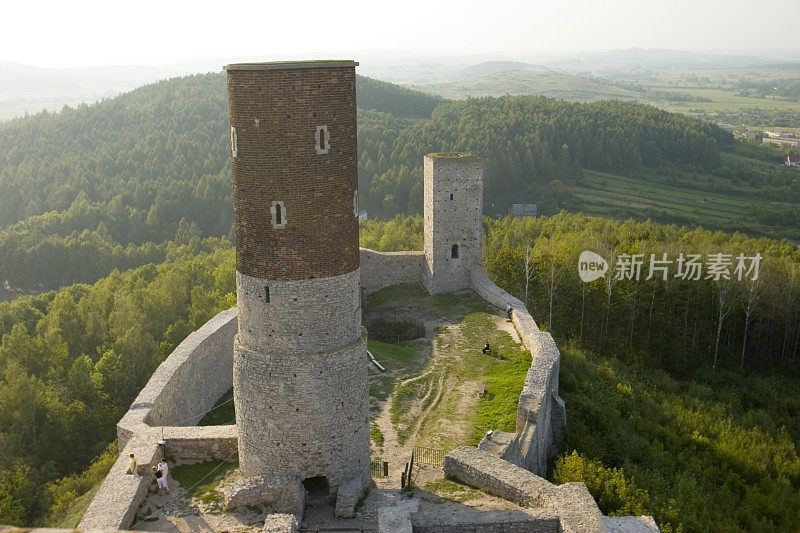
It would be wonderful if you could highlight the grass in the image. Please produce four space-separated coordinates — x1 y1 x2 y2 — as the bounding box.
423 478 489 503
368 338 429 407
171 460 238 504
54 481 103 528
365 283 531 451
370 422 385 448
198 388 235 426
364 283 486 315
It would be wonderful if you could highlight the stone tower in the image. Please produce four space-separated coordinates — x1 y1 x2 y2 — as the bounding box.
423 153 484 294
225 61 370 506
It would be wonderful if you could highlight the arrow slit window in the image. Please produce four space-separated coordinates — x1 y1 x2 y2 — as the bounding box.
315 125 330 155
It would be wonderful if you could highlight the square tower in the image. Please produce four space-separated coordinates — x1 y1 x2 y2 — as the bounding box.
423 153 484 294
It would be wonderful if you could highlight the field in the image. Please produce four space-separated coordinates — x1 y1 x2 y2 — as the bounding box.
615 65 800 131
418 70 643 101
565 152 800 237
412 63 800 133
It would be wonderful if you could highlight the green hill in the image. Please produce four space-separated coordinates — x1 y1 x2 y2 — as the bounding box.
0 73 745 293
418 70 643 101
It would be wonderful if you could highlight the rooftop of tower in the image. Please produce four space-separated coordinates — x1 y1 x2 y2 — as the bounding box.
426 152 479 160
223 60 358 71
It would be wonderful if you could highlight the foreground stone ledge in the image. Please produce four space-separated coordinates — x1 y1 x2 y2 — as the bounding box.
443 445 603 533
412 508 560 533
78 437 161 530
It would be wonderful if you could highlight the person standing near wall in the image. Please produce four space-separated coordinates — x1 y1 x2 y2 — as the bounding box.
156 460 170 494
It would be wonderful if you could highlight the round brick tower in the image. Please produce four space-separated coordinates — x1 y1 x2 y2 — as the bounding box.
224 61 370 501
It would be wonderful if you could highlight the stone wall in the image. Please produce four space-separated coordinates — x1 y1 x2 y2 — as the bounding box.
79 437 161 531
412 508 560 533
234 328 371 488
359 248 425 298
119 308 237 447
469 268 566 475
422 153 484 294
236 269 362 355
443 446 603 533
162 425 239 464
80 308 240 531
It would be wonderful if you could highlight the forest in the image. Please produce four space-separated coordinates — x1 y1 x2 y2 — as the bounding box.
0 71 741 292
0 70 798 530
2 213 798 530
0 237 235 524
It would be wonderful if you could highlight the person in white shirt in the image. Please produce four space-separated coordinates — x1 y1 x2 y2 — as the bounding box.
155 460 170 493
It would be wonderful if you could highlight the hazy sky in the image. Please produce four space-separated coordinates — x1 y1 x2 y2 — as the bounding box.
2 0 798 68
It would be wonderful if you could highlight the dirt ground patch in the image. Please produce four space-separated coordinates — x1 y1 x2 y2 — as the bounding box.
365 285 526 489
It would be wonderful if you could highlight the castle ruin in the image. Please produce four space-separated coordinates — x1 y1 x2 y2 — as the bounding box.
74 60 659 533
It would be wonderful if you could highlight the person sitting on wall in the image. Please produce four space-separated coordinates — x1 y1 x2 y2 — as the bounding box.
506 302 513 321
481 342 491 355
126 453 137 475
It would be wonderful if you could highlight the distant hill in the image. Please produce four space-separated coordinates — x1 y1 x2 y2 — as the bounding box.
604 47 766 68
417 70 642 101
356 76 443 118
0 72 443 233
456 61 546 78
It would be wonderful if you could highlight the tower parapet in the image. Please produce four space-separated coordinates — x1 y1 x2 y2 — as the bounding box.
423 153 484 294
225 60 370 508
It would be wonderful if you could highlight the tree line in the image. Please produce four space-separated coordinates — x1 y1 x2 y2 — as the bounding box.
0 237 235 525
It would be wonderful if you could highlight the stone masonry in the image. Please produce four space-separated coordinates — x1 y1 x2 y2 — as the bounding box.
443 446 604 533
423 153 483 294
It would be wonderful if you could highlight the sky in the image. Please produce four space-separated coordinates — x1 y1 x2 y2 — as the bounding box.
1 0 798 68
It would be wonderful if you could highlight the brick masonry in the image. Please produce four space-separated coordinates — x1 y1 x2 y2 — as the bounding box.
226 62 359 281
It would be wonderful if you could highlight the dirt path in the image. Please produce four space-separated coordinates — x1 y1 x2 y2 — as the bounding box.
134 479 263 532
372 321 474 488
492 314 521 344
